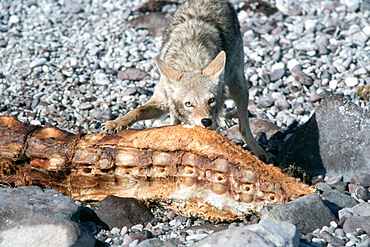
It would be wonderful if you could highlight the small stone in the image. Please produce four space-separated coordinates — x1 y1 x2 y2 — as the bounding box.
0 40 8 47
63 0 83 13
111 227 120 235
348 184 357 194
118 68 148 81
325 175 344 185
270 63 286 81
319 231 346 246
340 0 360 10
352 202 370 217
363 26 370 37
274 98 290 110
79 102 93 110
224 99 235 109
343 216 370 235
345 77 359 87
335 228 346 238
29 119 42 125
9 15 20 25
329 80 338 90
122 88 138 96
318 44 329 55
347 232 361 243
315 182 333 193
355 186 370 201
30 58 47 69
338 208 355 220
94 71 110 85
290 65 313 86
257 95 274 108
132 224 144 232
351 174 370 187
305 233 314 242
121 226 128 236
331 182 348 193
287 59 301 71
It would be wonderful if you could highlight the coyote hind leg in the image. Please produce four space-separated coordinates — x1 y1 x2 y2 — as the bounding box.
228 70 273 162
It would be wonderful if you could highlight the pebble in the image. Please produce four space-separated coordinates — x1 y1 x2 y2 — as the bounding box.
345 77 359 87
29 58 47 69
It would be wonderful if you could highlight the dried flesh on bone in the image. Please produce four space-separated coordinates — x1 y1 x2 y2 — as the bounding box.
0 115 315 221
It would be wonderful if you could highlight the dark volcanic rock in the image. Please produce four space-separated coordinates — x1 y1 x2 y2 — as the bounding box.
92 196 154 229
276 94 370 182
260 193 337 234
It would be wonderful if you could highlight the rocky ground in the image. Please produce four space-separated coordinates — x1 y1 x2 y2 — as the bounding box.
1 0 370 246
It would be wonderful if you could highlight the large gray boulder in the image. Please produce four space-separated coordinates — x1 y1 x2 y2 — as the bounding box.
0 217 95 247
0 186 79 227
0 186 95 247
276 94 370 182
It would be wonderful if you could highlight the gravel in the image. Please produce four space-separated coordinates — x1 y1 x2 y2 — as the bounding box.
1 0 369 246
1 0 369 134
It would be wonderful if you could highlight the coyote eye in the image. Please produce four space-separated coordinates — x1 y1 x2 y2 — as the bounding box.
208 98 215 104
185 102 192 107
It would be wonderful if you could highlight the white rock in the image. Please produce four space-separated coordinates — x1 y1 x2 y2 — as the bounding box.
363 26 370 37
271 62 285 71
9 15 20 25
340 0 360 9
329 80 338 90
345 77 359 87
30 119 42 125
30 58 47 69
224 99 235 109
287 59 301 71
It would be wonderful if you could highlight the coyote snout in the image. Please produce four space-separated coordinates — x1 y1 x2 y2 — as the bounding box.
103 0 272 162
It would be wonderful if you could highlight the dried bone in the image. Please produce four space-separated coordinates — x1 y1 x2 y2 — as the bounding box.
0 115 315 221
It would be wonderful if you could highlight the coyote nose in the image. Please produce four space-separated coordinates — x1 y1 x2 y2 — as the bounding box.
201 118 213 127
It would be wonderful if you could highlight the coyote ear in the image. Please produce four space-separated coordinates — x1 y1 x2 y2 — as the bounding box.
156 57 183 81
202 51 226 78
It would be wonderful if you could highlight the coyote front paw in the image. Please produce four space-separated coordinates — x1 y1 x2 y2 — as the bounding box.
102 120 127 134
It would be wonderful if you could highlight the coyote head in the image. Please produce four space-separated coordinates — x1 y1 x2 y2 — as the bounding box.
156 51 226 129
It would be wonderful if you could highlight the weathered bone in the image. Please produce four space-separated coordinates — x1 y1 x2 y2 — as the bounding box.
0 115 315 221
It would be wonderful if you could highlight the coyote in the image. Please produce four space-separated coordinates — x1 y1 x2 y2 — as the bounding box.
103 0 271 161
